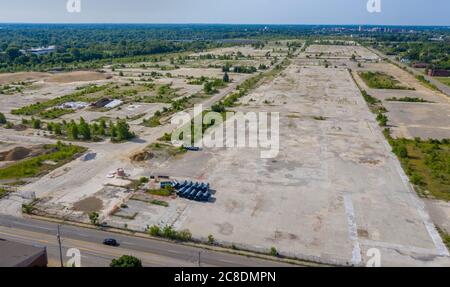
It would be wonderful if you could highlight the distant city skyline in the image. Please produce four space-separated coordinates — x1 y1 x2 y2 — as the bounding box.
0 0 449 26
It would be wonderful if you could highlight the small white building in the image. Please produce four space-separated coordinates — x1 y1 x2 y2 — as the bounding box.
104 100 123 109
23 46 56 56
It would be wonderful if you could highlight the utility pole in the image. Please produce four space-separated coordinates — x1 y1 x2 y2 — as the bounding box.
56 225 64 267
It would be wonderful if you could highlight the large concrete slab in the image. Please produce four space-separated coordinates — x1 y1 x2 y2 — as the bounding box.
143 61 449 266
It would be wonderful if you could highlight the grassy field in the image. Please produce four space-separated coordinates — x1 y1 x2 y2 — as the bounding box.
355 73 450 202
387 137 450 201
0 188 9 198
437 227 450 251
359 71 411 90
415 75 439 91
0 142 86 180
436 77 450 87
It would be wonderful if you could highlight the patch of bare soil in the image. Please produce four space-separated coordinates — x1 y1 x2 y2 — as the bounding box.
130 151 154 162
0 72 50 85
46 71 111 83
73 197 103 213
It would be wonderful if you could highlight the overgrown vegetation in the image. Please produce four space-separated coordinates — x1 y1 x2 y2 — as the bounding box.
0 112 7 125
89 212 100 225
147 186 175 197
415 75 439 91
270 246 279 257
360 90 387 113
150 200 169 207
0 188 10 199
11 84 109 117
437 227 450 251
0 142 86 180
220 58 290 108
385 135 450 201
359 71 412 90
436 77 450 87
110 255 142 268
356 72 450 202
148 225 192 242
386 97 433 103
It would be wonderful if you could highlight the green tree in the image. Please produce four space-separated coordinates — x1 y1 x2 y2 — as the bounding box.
31 117 41 129
211 102 226 113
203 81 214 94
89 212 99 225
78 117 91 140
116 120 134 141
270 247 278 257
110 255 142 267
67 121 79 140
208 234 215 245
0 112 6 124
376 113 388 127
6 47 21 61
109 121 117 138
223 72 230 83
397 146 409 159
54 123 62 135
22 203 34 214
148 225 161 236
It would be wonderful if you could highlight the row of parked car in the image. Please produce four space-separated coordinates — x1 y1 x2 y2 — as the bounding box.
172 180 211 202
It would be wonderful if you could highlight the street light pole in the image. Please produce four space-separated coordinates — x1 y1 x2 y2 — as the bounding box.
57 225 64 267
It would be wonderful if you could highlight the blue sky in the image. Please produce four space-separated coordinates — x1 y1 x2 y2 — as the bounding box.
0 0 449 25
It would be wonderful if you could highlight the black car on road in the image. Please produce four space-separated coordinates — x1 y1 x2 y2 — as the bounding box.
103 238 119 246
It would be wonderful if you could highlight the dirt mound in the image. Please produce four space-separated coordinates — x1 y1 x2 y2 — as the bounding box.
0 147 31 161
130 151 154 162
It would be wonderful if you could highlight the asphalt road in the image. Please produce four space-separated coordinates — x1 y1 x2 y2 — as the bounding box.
0 215 296 267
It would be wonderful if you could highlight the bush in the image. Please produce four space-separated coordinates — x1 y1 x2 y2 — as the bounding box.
149 225 192 242
110 255 142 267
22 203 35 214
211 102 226 113
376 113 388 127
0 112 6 124
397 146 409 158
176 230 192 242
411 173 425 186
208 234 215 245
148 225 161 236
89 212 99 225
162 225 177 239
31 117 41 129
270 247 278 257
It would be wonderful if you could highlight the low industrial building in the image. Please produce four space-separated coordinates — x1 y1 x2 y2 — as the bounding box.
428 69 450 77
0 238 48 267
92 98 112 108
